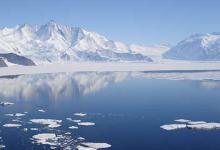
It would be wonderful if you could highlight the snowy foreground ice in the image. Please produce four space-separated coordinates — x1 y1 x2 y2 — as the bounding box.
1 61 220 76
161 119 220 130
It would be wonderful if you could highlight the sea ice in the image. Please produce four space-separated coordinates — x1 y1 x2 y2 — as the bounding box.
32 133 58 146
15 113 26 117
81 142 111 149
160 124 186 131
74 113 87 117
30 119 62 128
38 109 46 113
174 119 191 123
4 114 14 117
78 122 95 126
187 121 207 125
187 123 220 130
68 126 78 129
3 124 22 128
0 102 14 106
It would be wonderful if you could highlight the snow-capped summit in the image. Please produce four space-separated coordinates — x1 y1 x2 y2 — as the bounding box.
0 21 170 64
164 32 220 60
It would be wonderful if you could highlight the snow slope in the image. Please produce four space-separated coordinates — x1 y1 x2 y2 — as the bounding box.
164 33 220 60
0 21 169 64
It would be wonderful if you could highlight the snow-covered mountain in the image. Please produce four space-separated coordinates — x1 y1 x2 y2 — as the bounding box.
164 33 220 60
0 21 170 64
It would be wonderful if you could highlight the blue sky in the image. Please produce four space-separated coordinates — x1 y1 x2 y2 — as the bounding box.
0 0 220 45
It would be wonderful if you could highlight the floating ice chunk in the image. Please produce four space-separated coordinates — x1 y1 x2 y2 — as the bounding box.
187 123 220 130
0 145 6 148
81 142 111 149
5 114 14 117
66 118 74 122
187 121 207 125
38 109 46 113
174 119 191 123
15 113 25 117
30 119 62 128
32 133 58 146
23 128 28 132
65 132 71 135
160 124 186 131
24 112 28 114
77 137 85 140
30 128 39 131
68 126 78 129
3 123 22 128
73 120 81 123
76 145 96 150
74 113 87 117
0 102 14 106
78 122 95 126
12 119 23 123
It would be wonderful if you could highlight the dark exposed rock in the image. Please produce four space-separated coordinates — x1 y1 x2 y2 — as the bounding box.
0 53 35 66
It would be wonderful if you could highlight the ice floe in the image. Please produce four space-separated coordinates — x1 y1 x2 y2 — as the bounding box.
30 119 62 128
4 114 14 117
160 124 186 131
78 122 95 126
38 109 46 113
187 121 207 125
0 102 14 106
68 126 78 129
3 123 22 128
0 145 6 148
73 120 81 123
32 133 58 146
161 119 220 131
81 142 111 149
15 113 26 117
74 113 87 117
174 119 191 123
187 123 220 130
77 145 96 150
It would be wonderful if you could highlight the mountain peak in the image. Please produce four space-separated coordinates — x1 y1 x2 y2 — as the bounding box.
0 21 157 63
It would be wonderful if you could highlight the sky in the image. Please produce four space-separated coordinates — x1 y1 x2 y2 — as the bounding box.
0 0 220 46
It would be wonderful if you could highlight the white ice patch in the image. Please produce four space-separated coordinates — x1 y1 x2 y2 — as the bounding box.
187 123 220 130
162 119 220 131
38 109 46 113
187 121 207 125
0 102 14 106
74 113 87 117
15 113 26 117
81 142 111 149
30 119 62 128
78 122 95 126
174 119 191 123
77 145 96 150
4 114 14 117
68 126 78 129
32 133 58 146
0 145 6 148
3 123 22 128
73 120 81 123
160 124 186 131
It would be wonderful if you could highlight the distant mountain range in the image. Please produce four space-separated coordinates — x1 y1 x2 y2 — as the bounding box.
1 21 220 67
0 21 171 66
164 32 220 60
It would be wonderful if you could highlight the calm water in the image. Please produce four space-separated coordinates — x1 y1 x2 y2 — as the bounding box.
0 72 220 149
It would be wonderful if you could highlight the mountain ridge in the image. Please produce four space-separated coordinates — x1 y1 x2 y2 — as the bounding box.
0 21 169 64
164 32 220 60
